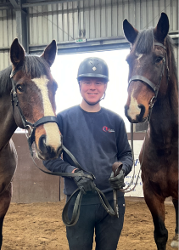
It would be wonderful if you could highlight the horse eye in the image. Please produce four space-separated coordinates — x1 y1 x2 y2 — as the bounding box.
155 57 163 63
16 84 23 92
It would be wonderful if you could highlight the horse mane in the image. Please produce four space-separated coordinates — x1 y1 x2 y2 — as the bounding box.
0 66 12 96
134 28 178 89
0 55 50 96
165 36 178 88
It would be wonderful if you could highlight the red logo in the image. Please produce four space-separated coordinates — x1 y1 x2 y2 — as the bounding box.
102 126 115 133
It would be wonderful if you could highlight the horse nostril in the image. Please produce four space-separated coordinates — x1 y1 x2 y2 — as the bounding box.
124 105 133 123
39 135 48 154
137 104 145 121
124 105 129 117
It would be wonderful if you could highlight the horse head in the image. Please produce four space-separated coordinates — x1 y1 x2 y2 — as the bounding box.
123 13 170 123
10 38 62 160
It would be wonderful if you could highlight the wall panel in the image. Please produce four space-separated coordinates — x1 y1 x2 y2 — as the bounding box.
27 0 178 46
11 134 60 203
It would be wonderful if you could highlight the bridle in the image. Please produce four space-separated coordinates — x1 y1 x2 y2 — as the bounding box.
10 68 59 156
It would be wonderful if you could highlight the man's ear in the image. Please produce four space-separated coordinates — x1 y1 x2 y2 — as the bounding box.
78 81 81 91
104 82 108 91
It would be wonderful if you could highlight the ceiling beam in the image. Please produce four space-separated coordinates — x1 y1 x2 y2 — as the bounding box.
0 3 12 10
22 0 86 8
9 0 20 9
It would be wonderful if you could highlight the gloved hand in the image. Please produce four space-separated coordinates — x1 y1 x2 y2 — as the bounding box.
109 169 125 190
73 169 96 194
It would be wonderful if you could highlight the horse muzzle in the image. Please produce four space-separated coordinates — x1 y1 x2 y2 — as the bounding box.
125 104 147 123
37 134 63 160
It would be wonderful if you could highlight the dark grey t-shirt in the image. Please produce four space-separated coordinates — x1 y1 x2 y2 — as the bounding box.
44 105 132 199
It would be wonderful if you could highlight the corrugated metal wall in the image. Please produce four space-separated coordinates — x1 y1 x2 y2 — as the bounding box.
0 0 178 70
0 7 16 69
28 0 178 44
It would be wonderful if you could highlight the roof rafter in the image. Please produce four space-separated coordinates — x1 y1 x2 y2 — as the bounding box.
9 0 20 9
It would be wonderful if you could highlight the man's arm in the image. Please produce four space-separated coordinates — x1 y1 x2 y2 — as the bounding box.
116 119 133 176
43 156 76 174
43 113 76 174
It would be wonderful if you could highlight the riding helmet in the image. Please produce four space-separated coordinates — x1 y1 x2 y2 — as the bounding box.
77 57 109 82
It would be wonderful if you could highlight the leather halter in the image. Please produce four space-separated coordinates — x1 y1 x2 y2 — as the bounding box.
10 68 59 155
128 42 167 97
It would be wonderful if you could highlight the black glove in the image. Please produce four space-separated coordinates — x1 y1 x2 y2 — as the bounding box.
109 169 125 190
73 169 96 194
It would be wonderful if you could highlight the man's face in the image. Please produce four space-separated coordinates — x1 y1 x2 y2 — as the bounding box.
79 78 107 105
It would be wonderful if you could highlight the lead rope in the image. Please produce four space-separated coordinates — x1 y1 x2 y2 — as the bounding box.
119 123 148 194
25 141 117 225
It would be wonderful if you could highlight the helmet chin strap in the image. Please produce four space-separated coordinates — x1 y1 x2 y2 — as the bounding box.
84 92 106 106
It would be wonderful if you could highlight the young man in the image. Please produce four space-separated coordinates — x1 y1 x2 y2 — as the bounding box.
43 57 133 250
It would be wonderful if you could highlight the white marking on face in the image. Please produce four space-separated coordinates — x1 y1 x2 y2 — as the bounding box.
128 89 141 120
135 52 143 61
32 76 61 150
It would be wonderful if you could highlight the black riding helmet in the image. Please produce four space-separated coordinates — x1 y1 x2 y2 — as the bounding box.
77 57 109 82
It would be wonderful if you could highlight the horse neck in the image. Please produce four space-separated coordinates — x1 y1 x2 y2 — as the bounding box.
0 94 17 150
149 76 178 146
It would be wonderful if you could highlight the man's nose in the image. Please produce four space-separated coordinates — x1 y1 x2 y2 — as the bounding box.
90 82 96 88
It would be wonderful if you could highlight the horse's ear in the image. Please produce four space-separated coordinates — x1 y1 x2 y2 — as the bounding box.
154 13 169 43
41 40 57 67
10 38 25 67
123 19 138 44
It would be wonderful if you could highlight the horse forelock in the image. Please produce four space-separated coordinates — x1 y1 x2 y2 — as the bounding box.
21 56 50 79
134 28 154 55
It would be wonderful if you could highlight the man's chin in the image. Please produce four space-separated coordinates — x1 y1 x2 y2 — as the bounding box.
84 99 100 106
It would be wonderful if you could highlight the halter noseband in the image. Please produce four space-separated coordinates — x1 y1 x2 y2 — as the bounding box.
10 69 59 155
129 75 158 93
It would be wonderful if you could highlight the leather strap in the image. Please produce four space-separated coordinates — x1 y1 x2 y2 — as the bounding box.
128 75 157 93
62 186 117 226
30 145 118 226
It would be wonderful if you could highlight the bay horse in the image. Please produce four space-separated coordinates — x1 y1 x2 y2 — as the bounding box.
0 38 62 248
123 13 178 250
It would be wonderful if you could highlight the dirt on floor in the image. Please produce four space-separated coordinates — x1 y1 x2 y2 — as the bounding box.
1 198 176 250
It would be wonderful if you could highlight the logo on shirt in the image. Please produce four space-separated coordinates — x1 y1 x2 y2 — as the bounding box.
103 126 115 133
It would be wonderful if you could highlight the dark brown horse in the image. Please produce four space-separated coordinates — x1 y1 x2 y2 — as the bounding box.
0 38 62 248
123 13 178 250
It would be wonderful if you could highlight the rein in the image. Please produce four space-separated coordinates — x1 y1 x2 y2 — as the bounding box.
123 42 169 193
29 145 118 226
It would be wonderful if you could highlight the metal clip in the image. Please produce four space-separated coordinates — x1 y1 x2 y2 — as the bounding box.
25 124 33 139
149 96 156 109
